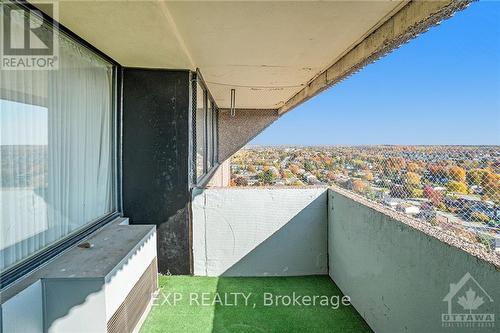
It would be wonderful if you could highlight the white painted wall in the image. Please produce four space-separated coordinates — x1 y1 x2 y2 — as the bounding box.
1 280 43 333
192 187 328 276
44 278 107 333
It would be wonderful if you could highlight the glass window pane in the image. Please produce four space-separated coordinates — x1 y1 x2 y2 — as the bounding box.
196 83 206 180
0 10 114 271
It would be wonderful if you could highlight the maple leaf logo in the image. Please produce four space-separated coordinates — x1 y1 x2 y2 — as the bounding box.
457 288 484 313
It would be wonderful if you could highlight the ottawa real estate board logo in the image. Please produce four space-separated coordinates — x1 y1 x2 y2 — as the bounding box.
1 2 58 70
442 272 495 329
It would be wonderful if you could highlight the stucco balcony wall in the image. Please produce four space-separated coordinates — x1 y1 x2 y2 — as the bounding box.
192 187 329 276
192 187 500 333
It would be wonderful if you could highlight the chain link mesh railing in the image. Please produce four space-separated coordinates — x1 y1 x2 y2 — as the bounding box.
230 146 500 252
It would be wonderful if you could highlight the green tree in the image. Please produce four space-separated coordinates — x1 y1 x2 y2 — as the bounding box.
259 170 275 185
467 168 485 185
304 160 314 172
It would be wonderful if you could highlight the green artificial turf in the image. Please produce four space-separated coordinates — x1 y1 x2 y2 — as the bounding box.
140 275 372 333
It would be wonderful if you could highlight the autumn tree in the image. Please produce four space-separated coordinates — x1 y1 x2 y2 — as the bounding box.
471 212 490 223
446 180 468 194
448 166 466 183
289 164 300 175
390 184 410 198
234 176 248 186
351 180 367 194
407 162 422 174
482 172 500 202
352 159 365 170
423 186 442 206
363 172 374 182
406 172 421 188
410 188 423 198
387 157 406 171
428 164 448 178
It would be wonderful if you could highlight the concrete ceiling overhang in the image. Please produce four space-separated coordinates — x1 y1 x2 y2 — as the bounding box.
32 1 470 112
32 0 406 108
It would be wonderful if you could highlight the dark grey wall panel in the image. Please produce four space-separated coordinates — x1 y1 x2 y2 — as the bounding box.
122 68 191 275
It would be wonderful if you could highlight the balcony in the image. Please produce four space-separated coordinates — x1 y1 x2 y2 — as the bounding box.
139 187 499 332
1 1 498 333
141 275 371 333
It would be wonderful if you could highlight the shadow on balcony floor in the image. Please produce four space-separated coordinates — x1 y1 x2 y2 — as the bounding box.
140 275 372 333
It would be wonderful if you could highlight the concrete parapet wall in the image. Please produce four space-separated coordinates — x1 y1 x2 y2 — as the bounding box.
192 187 328 276
328 188 500 333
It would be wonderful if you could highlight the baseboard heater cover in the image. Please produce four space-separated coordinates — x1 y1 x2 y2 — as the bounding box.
108 259 158 333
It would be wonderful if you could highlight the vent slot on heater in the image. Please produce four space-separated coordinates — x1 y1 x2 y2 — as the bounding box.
107 259 158 333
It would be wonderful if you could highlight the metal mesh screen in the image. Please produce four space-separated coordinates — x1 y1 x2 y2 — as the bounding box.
230 146 500 251
192 72 220 184
195 82 206 182
213 102 219 164
207 102 213 170
190 74 197 184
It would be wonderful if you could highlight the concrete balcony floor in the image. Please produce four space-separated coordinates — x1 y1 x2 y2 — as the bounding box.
141 275 371 333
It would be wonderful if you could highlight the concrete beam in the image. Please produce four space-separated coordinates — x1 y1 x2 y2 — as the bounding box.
279 0 472 114
218 108 279 162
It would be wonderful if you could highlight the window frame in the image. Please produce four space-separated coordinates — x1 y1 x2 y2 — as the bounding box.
192 69 219 187
0 1 122 289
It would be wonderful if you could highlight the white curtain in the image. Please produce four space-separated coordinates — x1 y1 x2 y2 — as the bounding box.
0 19 114 271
